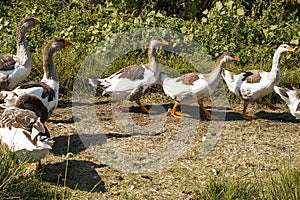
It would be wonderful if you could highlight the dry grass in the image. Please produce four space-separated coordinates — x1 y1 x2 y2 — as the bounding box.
34 93 300 199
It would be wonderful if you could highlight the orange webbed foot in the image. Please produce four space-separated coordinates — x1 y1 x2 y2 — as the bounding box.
170 111 184 119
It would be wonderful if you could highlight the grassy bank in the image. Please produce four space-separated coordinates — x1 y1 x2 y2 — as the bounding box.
0 0 299 100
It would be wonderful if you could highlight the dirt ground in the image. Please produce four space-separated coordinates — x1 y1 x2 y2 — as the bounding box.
41 93 300 199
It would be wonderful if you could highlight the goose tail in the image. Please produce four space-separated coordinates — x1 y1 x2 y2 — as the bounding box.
88 78 110 88
274 86 290 103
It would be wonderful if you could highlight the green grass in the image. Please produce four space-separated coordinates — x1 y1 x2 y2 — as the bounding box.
194 166 300 200
1 143 299 200
267 167 300 200
0 0 299 100
0 146 62 199
198 178 260 200
0 1 299 197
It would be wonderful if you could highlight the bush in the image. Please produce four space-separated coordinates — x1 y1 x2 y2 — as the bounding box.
0 0 299 100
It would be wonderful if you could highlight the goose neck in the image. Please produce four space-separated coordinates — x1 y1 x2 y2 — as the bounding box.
43 47 58 82
16 26 31 67
271 50 282 73
148 47 158 64
207 56 226 82
147 47 160 73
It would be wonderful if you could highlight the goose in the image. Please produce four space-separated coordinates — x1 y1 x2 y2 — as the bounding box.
222 44 294 120
0 37 72 120
0 17 41 90
159 52 240 120
89 36 168 113
274 86 300 119
0 106 53 170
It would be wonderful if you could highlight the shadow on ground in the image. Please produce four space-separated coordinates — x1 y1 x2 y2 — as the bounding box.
255 111 300 123
52 133 157 156
41 160 106 193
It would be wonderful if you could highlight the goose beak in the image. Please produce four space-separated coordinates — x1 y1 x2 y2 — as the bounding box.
64 40 73 46
162 39 168 45
34 18 41 25
287 46 294 52
234 55 240 62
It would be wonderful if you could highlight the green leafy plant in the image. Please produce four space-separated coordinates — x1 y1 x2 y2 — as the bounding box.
0 0 299 100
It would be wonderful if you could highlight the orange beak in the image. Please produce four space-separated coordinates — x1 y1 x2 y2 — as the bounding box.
234 55 240 62
34 18 41 25
162 39 168 45
287 46 294 52
64 40 73 46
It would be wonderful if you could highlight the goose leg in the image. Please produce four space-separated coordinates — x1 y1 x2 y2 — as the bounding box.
136 100 150 113
242 103 256 120
199 103 212 120
256 101 280 110
117 100 123 110
170 101 183 118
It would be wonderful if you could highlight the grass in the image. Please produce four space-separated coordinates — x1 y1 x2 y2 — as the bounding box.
198 178 260 200
1 97 300 199
2 145 300 200
267 167 300 200
195 166 300 200
0 0 299 199
0 146 61 199
1 0 299 99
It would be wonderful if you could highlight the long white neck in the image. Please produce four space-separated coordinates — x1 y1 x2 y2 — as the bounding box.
271 50 282 74
269 49 283 84
16 26 31 67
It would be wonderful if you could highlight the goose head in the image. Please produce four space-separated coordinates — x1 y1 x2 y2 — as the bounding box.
219 52 240 63
216 52 240 70
149 36 168 49
42 37 72 82
45 37 73 52
276 44 294 56
19 17 41 31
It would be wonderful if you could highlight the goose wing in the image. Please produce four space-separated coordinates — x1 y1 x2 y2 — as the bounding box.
0 53 16 71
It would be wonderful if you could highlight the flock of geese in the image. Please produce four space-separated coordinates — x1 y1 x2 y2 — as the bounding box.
0 17 298 171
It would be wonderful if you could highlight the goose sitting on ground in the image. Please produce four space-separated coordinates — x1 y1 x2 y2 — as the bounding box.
274 86 300 119
0 106 53 171
159 52 240 120
89 36 168 113
0 17 41 90
222 44 294 120
0 37 72 120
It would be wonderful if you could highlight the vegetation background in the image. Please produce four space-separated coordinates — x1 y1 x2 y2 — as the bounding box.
0 0 299 99
0 0 299 199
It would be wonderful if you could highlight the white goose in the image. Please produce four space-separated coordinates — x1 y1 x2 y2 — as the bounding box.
160 52 240 120
0 37 72 120
89 36 168 113
274 86 300 119
0 105 53 170
222 44 294 120
0 17 41 90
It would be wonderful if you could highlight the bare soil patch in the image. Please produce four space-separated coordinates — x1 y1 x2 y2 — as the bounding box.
40 93 300 199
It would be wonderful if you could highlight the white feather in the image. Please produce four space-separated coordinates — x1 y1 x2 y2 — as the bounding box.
274 86 300 119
